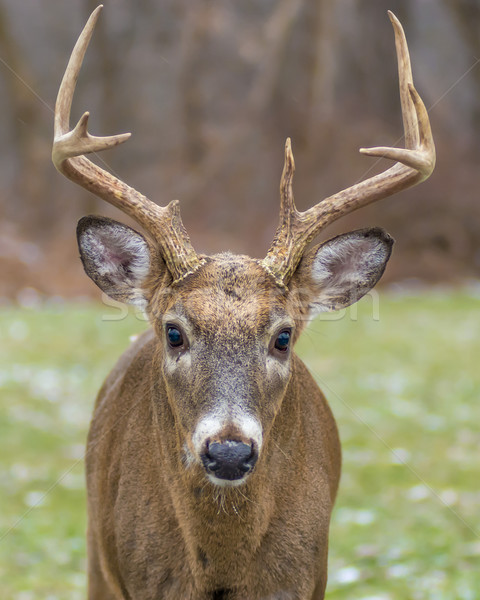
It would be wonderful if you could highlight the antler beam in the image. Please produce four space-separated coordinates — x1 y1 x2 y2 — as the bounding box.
52 5 202 282
262 11 435 286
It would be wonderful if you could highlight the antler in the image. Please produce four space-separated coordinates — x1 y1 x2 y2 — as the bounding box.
52 5 202 282
262 12 435 286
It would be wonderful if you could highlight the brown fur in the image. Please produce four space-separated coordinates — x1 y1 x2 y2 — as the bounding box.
85 252 343 599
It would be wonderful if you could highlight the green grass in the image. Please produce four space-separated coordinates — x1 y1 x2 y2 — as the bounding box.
1 292 479 599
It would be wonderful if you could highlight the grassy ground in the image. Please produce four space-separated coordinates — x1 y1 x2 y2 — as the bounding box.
0 292 479 599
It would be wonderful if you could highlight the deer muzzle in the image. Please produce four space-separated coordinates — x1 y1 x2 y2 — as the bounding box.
191 413 263 485
201 440 258 482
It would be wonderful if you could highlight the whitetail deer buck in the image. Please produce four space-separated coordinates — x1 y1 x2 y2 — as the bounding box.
53 6 434 599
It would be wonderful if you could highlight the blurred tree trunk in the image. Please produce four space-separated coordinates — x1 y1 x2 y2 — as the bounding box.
177 0 214 168
0 1 50 231
301 0 335 145
247 0 302 118
443 0 480 149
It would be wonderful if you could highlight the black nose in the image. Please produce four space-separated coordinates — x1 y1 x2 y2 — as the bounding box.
201 440 258 481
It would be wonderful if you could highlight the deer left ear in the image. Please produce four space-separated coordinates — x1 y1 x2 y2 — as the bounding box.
293 227 393 316
77 215 155 308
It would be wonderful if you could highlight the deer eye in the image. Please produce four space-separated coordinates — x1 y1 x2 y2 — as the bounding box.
166 325 184 348
274 329 291 353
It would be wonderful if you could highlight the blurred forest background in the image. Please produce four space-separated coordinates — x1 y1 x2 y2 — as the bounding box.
1 0 480 301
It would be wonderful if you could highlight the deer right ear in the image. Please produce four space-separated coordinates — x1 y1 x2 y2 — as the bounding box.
293 227 394 317
77 216 156 308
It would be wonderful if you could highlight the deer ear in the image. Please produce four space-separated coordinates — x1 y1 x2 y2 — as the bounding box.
77 216 155 307
293 227 393 316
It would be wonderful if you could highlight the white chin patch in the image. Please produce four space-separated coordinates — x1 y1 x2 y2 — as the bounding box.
206 473 249 487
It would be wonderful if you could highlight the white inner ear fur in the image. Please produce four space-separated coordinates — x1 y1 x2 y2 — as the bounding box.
312 237 386 285
308 234 389 313
80 224 151 307
83 227 150 281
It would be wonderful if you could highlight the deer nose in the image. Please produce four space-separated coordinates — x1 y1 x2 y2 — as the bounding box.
201 440 258 481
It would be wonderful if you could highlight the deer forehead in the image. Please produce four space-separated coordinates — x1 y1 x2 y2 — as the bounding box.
160 253 291 334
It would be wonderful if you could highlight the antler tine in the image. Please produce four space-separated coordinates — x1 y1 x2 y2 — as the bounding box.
53 5 202 282
262 12 435 287
263 138 298 275
53 6 130 152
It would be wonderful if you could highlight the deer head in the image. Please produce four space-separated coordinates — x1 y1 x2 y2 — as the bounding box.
53 6 434 486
